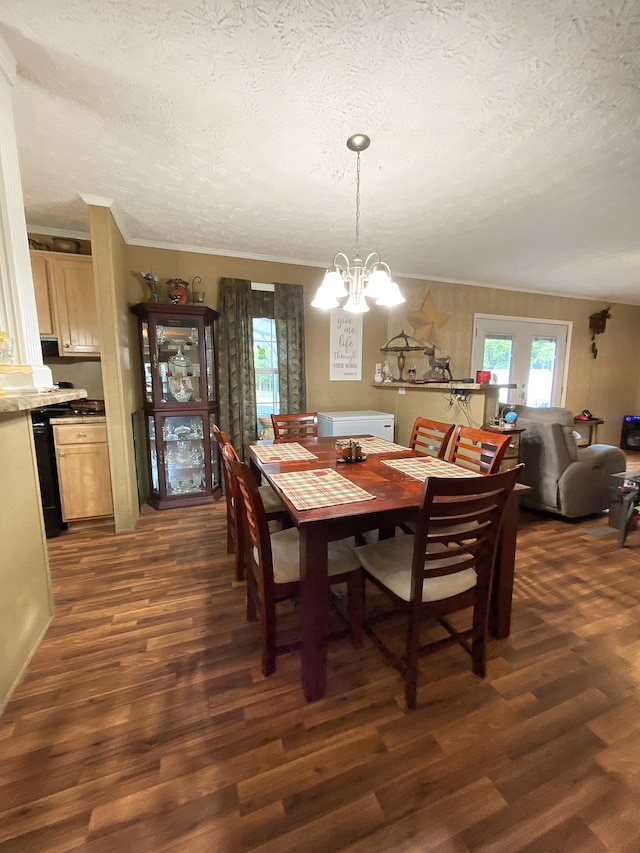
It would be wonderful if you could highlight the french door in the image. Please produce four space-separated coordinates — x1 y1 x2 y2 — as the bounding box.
471 315 571 407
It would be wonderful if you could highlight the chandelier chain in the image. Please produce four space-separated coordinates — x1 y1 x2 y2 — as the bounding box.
354 150 361 258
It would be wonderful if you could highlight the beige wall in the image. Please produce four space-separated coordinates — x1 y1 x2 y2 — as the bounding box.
121 249 640 448
89 206 141 532
0 412 53 712
382 279 640 447
124 247 389 414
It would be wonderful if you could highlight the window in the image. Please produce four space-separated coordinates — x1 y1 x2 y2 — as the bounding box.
253 316 279 433
472 315 571 408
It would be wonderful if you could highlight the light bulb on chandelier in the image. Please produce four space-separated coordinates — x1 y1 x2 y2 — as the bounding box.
311 134 404 313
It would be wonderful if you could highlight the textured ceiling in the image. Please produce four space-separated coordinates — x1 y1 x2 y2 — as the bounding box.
1 0 640 303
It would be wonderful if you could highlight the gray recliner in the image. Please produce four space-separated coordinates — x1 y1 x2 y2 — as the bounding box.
513 406 626 518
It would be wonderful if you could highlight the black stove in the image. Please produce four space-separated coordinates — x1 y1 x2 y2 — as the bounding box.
31 403 73 537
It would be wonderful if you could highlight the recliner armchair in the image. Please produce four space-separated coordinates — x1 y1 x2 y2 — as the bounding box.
513 406 626 518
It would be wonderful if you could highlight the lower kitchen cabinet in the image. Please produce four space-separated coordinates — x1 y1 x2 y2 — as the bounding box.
52 421 113 522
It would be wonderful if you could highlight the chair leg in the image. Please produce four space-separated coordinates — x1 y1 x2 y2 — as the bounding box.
234 548 245 583
471 630 487 678
261 603 277 677
404 610 421 710
346 570 364 648
246 570 258 623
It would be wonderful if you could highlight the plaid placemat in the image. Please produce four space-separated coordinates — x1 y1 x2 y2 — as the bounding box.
251 442 318 463
382 456 482 481
269 469 376 511
357 437 409 454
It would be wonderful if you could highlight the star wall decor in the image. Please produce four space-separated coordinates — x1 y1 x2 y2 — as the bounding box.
405 291 451 349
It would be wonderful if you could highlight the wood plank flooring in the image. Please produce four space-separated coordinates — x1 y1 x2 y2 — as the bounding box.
1 454 640 851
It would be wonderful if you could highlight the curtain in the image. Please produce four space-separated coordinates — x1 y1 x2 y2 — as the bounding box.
217 278 256 456
274 283 307 413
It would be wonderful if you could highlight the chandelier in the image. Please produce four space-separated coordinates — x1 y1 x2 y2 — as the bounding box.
311 134 404 314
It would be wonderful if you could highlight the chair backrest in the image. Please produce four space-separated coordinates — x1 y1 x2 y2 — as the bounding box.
222 443 275 600
211 422 231 452
448 425 512 474
271 412 318 441
409 417 455 459
411 465 522 604
212 423 235 527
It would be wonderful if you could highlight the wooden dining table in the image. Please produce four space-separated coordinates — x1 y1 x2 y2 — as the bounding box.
247 435 529 702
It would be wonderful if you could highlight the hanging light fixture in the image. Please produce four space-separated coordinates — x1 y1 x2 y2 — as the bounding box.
311 134 404 313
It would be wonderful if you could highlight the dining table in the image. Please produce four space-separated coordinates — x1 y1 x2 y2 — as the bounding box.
247 434 529 702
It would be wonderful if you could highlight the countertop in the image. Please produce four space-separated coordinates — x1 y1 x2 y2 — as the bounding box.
50 414 106 425
0 389 89 414
371 381 516 390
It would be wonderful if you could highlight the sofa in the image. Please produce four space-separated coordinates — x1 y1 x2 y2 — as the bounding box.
513 406 626 518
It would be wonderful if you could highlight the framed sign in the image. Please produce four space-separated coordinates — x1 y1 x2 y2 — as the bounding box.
329 308 363 381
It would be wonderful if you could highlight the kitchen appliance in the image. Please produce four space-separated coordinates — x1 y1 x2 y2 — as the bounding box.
70 398 105 415
31 403 73 538
317 410 394 440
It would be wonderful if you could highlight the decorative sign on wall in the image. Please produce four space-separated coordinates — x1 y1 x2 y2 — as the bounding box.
329 308 363 381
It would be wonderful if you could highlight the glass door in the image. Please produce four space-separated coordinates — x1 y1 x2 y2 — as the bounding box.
471 315 571 407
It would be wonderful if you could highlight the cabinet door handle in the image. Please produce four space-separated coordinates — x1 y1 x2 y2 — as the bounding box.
78 432 87 437
58 451 65 457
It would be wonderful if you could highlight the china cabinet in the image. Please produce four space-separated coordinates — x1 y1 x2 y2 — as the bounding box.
130 302 221 509
30 251 100 356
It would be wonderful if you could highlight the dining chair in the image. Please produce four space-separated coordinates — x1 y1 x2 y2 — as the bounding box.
270 412 318 441
212 423 290 582
355 465 522 709
222 443 364 677
447 425 513 474
409 416 455 459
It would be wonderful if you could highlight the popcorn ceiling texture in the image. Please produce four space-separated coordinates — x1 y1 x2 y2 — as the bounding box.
1 0 639 303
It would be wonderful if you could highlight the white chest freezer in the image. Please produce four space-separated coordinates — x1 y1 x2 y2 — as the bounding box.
317 410 395 441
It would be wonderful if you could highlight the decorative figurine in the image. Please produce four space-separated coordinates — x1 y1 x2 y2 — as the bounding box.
167 278 189 305
141 272 159 302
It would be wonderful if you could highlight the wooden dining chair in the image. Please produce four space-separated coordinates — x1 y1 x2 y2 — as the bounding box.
270 412 318 441
222 443 364 677
447 425 513 474
355 465 522 709
212 423 290 582
409 417 455 459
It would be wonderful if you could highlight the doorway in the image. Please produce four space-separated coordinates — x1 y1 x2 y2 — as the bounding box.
471 314 571 408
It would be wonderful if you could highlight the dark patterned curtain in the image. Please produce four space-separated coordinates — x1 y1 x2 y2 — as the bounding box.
274 283 306 413
217 278 257 457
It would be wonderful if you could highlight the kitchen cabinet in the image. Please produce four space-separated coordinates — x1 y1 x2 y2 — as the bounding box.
130 302 221 509
52 420 114 522
30 250 100 356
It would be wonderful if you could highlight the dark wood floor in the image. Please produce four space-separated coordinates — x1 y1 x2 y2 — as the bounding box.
2 456 640 852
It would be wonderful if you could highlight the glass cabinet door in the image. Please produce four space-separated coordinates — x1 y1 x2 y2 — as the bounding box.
156 320 203 405
150 413 219 499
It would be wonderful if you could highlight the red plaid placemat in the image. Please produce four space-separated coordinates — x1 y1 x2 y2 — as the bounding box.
269 469 376 511
357 437 409 454
251 443 318 463
382 456 482 481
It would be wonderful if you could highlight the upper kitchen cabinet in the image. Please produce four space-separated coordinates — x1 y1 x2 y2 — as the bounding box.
30 251 100 357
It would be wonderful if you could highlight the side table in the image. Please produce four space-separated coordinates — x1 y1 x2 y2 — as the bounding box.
610 472 640 547
574 417 604 446
482 425 525 472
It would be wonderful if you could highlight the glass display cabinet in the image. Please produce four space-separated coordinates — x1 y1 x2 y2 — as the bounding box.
130 302 221 509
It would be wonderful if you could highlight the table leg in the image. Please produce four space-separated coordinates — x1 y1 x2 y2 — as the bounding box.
618 490 638 548
490 490 519 640
299 527 329 702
